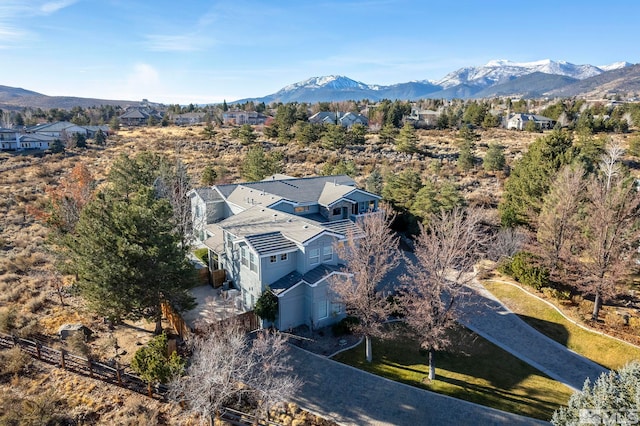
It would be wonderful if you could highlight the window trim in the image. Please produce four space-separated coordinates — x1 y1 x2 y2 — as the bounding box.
322 245 333 262
309 247 320 265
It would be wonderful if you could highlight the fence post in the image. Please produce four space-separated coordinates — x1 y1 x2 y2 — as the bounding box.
116 364 122 386
87 358 93 378
60 349 66 369
35 342 42 360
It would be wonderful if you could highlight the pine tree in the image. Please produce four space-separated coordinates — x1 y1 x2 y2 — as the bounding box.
395 122 417 153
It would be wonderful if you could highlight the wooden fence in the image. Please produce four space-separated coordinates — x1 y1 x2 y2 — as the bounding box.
0 332 282 425
212 269 226 287
0 332 167 399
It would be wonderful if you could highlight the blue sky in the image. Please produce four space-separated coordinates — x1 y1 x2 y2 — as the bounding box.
2 0 638 104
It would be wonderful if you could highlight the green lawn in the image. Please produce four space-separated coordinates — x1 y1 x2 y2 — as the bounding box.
483 280 640 370
333 325 572 421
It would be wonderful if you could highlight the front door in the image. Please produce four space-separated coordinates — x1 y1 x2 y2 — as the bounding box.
342 206 348 219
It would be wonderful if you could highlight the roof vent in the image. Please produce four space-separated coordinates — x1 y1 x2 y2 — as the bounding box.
303 225 309 229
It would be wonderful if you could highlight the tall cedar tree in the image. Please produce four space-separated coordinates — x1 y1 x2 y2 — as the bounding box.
536 164 585 278
66 154 195 332
499 129 575 227
330 208 400 362
399 208 485 380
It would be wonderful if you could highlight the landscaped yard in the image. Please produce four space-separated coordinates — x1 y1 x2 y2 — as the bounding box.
482 280 640 370
332 325 572 421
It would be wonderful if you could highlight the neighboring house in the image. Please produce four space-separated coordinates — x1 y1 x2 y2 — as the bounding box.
506 113 556 130
17 133 57 150
0 128 19 150
173 112 206 126
119 107 163 126
222 110 267 126
26 121 88 138
404 108 440 127
308 111 369 128
188 174 380 331
83 125 110 138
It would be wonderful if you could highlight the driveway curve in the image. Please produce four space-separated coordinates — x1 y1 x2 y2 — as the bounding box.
287 345 548 426
459 281 608 391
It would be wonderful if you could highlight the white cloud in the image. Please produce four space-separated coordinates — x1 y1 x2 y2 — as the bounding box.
40 0 77 14
143 34 208 52
127 63 160 87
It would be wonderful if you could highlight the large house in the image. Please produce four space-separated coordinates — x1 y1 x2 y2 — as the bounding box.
308 111 369 128
506 113 556 130
119 106 163 126
188 175 380 331
0 122 109 151
222 110 267 126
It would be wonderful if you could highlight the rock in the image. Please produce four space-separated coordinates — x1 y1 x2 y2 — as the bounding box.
58 323 92 340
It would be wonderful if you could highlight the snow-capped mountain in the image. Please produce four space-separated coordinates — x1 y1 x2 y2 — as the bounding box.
235 59 636 103
435 59 604 89
280 75 373 92
597 61 633 72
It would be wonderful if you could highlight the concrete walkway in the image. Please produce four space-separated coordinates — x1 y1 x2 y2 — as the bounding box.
287 345 549 426
459 281 608 391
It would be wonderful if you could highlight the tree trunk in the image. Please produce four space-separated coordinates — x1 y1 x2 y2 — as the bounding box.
428 348 435 380
155 306 163 334
147 382 153 397
365 335 373 363
592 292 602 321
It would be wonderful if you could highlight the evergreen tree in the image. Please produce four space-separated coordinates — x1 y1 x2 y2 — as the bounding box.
67 185 195 332
365 168 383 195
238 124 257 145
241 146 283 181
483 143 506 172
95 129 106 146
382 169 423 212
321 124 347 150
132 333 185 396
395 122 418 153
201 165 217 186
379 123 398 144
48 139 65 154
499 130 575 227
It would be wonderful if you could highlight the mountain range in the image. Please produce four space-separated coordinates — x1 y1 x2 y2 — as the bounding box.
239 59 639 104
1 59 639 110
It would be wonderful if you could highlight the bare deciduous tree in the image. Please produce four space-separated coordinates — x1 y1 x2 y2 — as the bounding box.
399 208 486 380
536 164 585 277
168 324 300 425
487 226 528 263
156 158 192 249
577 142 640 320
330 208 400 363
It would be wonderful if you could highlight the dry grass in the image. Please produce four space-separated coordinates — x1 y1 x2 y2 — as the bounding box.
0 125 616 423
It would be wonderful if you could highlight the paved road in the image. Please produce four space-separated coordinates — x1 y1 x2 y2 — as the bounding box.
287 345 549 426
458 281 608 391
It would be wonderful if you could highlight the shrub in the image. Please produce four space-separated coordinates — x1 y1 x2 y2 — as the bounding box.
254 288 278 322
331 316 359 337
0 347 32 378
0 307 16 333
193 248 209 265
499 251 549 290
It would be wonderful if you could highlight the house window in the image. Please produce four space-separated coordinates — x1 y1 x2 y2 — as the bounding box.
309 248 320 265
195 204 201 218
280 253 288 261
249 252 257 272
270 255 277 263
294 206 310 213
318 300 329 319
323 246 333 262
331 302 343 315
332 208 341 216
241 247 248 267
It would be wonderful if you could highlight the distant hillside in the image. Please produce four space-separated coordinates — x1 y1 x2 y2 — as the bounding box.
547 64 640 97
0 85 143 110
473 72 579 98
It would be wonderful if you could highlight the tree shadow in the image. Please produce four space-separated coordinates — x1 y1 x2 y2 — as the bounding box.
516 314 569 347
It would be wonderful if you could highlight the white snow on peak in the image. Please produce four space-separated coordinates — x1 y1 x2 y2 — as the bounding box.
436 59 603 89
598 61 633 71
280 75 370 92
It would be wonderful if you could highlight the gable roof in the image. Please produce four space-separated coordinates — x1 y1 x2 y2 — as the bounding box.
270 264 343 295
